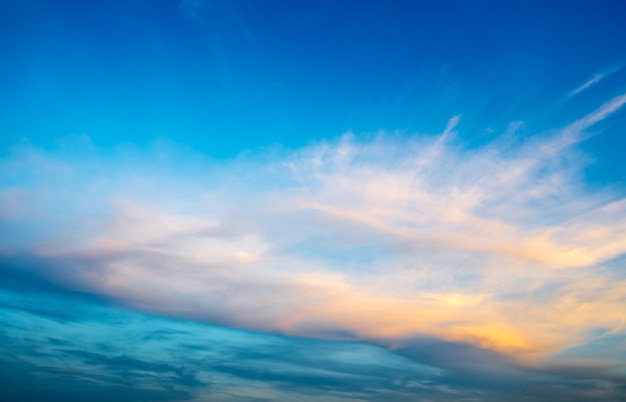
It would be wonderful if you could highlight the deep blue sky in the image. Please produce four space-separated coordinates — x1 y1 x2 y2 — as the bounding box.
2 1 626 401
2 0 625 157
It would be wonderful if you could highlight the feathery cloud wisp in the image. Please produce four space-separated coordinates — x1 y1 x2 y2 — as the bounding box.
568 65 623 97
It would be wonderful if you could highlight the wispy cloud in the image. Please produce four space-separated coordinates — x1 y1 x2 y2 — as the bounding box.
568 64 623 97
1 94 626 391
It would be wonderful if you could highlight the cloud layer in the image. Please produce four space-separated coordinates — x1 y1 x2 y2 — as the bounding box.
2 94 626 391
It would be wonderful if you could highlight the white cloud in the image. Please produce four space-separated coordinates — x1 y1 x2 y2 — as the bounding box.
568 64 623 97
1 93 626 369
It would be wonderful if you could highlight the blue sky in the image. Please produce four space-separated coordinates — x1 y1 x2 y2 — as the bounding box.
2 1 626 401
3 0 625 156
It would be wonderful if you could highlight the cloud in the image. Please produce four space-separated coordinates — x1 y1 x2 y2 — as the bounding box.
568 65 623 97
570 73 605 96
1 93 626 392
2 286 625 402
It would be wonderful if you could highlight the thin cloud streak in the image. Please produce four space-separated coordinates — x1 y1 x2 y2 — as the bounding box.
568 65 623 97
570 73 605 96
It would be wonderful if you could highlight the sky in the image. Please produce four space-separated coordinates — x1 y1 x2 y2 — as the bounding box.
1 0 626 401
